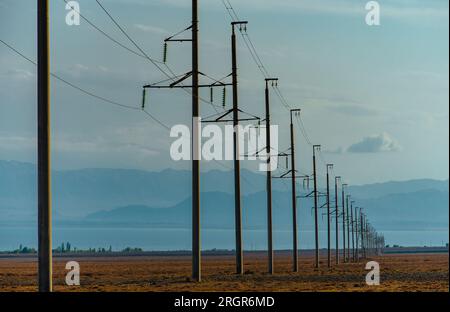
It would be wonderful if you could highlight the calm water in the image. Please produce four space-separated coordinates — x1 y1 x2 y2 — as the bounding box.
0 226 448 251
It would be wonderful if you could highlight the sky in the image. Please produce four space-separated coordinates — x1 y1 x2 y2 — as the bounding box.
0 0 448 185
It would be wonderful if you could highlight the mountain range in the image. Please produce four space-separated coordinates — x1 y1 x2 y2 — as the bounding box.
0 160 448 232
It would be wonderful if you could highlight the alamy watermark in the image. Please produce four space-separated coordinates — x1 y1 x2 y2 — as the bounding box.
65 1 81 26
365 261 380 286
65 261 80 286
170 118 279 172
366 1 381 26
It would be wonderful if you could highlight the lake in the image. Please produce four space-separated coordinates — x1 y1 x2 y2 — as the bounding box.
0 225 447 251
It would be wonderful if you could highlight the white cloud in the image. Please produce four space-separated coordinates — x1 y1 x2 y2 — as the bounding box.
322 147 345 154
325 103 380 117
347 133 401 153
118 0 449 20
62 63 91 79
53 123 165 156
3 69 35 81
134 24 169 36
0 135 36 150
55 63 147 88
0 122 166 157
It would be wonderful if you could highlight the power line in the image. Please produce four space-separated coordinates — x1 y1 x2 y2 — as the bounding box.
0 38 170 131
294 114 312 146
64 0 224 113
1 39 255 172
0 39 36 66
273 86 291 111
221 0 293 114
94 0 225 113
220 0 336 172
142 109 171 131
221 0 270 78
64 0 210 112
94 0 167 73
61 0 160 62
63 0 222 115
62 3 333 175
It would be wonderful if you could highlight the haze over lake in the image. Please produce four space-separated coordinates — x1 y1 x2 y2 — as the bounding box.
0 161 448 251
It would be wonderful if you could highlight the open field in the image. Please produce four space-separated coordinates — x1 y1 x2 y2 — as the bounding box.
0 251 448 292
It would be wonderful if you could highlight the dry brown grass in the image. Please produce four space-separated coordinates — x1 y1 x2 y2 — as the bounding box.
0 252 448 292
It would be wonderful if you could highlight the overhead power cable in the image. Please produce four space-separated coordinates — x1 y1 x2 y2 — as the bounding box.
0 38 170 131
61 0 161 63
220 0 338 172
94 0 225 113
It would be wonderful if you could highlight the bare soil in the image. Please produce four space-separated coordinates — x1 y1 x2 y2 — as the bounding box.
0 252 448 292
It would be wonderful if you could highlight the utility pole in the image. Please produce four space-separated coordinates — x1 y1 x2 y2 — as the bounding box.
334 176 341 264
312 144 321 269
364 217 368 257
375 232 378 255
360 210 365 259
231 21 247 276
367 219 370 257
376 233 378 255
346 194 351 262
37 0 52 292
341 183 347 263
272 109 303 273
366 220 370 257
290 109 301 272
368 227 370 256
144 0 238 281
355 207 360 262
191 0 201 282
326 164 333 268
265 78 278 274
351 200 355 262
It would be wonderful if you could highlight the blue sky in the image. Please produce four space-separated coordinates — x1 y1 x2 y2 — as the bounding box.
0 0 448 185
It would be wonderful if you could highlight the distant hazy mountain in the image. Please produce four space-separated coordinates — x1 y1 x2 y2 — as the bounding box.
348 179 449 199
83 189 448 232
0 160 264 218
0 160 448 233
83 191 297 230
357 189 449 230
